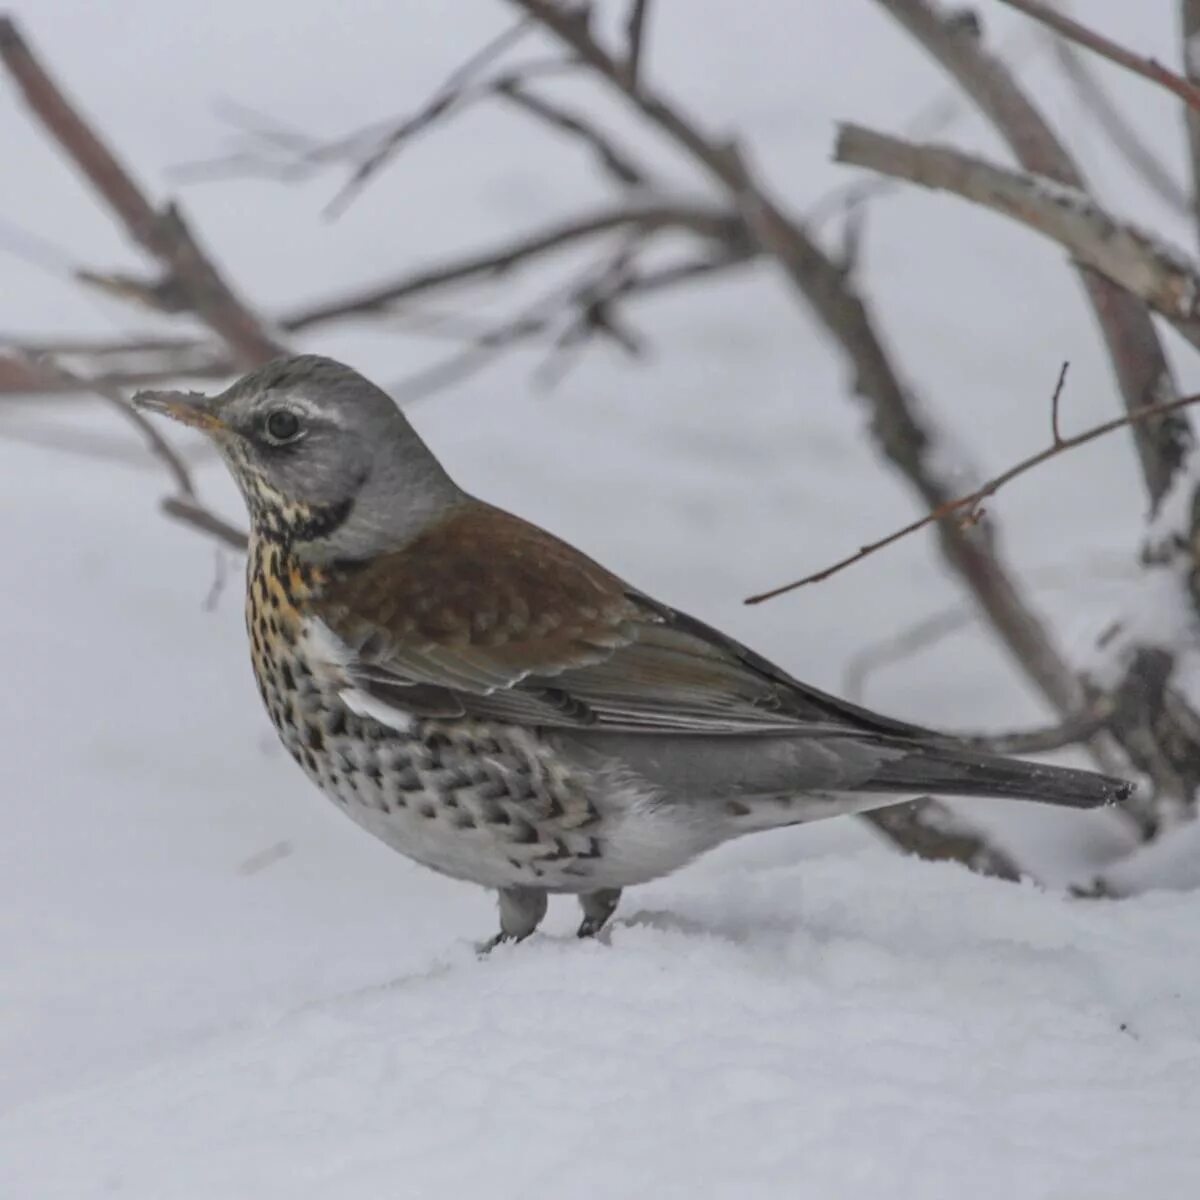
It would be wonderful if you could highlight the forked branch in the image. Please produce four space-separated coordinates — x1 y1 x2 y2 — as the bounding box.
747 384 1200 604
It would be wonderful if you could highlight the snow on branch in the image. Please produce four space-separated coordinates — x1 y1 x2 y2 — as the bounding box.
835 123 1200 348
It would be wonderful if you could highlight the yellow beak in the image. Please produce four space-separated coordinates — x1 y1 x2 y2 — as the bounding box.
132 388 227 433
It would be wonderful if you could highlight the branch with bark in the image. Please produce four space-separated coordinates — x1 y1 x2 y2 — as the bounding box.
0 18 282 368
834 124 1200 350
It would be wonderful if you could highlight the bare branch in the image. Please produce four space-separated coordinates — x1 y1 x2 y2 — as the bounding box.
161 496 248 551
1052 37 1190 218
837 124 1200 352
3 238 757 400
953 709 1111 756
19 355 196 498
494 80 651 186
746 385 1200 603
994 0 1200 111
0 17 282 367
12 355 247 551
843 557 1136 702
1181 1 1200 249
280 203 742 333
861 804 1023 881
625 0 651 89
1050 359 1068 445
874 0 1189 514
324 17 532 216
0 332 236 395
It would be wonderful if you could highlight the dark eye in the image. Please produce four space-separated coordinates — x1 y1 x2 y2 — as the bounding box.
263 409 302 444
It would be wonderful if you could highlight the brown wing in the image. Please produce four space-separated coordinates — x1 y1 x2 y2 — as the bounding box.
314 500 925 737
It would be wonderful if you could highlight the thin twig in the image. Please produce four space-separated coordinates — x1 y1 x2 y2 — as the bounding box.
625 0 651 89
280 203 740 332
13 355 248 551
324 16 532 216
1050 359 1068 445
1181 0 1200 250
20 355 196 498
746 389 1200 604
843 557 1134 701
994 0 1200 111
161 496 248 551
0 16 282 366
1052 37 1190 218
494 80 651 185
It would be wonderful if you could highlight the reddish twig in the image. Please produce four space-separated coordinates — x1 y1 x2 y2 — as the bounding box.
994 0 1200 111
747 387 1200 604
0 17 282 367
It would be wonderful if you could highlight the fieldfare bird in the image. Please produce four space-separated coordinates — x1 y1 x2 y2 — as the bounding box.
136 356 1130 947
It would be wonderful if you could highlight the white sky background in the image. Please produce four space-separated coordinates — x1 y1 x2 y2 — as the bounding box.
3 4 1200 1197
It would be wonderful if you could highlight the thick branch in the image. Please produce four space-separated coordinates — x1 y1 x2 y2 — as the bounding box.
874 0 1188 513
0 17 282 367
861 804 1023 881
835 124 1200 349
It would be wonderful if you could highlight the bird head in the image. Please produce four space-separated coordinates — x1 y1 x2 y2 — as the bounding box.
135 355 462 556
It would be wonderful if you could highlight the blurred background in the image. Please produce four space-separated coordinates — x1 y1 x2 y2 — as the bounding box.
4 4 1200 1196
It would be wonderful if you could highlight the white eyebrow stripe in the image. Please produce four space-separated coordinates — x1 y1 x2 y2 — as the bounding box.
267 392 345 427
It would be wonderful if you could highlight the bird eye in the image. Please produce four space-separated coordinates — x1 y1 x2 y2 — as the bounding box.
263 409 303 444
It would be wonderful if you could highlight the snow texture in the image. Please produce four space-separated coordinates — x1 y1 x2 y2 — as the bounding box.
3 2 1200 1197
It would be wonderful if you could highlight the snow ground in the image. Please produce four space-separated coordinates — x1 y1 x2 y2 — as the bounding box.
3 2 1200 1196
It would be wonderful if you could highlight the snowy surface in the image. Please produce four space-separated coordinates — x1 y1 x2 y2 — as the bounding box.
4 2 1200 1196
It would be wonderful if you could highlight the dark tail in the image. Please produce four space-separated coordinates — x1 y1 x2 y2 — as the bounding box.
863 742 1133 809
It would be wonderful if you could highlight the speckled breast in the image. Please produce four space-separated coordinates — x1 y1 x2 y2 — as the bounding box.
243 536 609 892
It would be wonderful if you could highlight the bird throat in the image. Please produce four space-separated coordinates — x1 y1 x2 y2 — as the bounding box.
241 472 355 549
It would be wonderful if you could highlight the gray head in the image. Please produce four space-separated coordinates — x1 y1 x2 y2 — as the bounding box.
135 355 463 558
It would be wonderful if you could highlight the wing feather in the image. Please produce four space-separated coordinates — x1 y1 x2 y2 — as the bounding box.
310 501 929 739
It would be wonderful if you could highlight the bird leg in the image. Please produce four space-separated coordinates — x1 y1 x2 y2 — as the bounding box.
577 888 622 939
478 885 549 953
